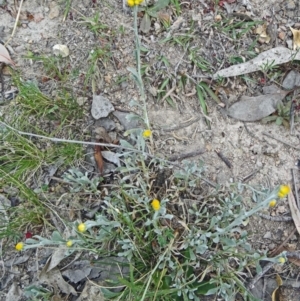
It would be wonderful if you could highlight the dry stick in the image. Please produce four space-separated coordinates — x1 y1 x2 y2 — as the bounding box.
247 262 274 290
0 121 217 188
291 168 300 209
215 150 232 169
269 228 297 257
159 116 201 132
5 0 24 46
168 149 206 161
262 132 300 150
257 213 293 222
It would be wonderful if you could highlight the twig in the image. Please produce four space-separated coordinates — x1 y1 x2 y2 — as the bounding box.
286 251 300 260
0 121 217 188
242 169 260 182
5 0 24 46
257 213 293 222
158 116 201 132
262 132 300 150
168 149 206 161
247 262 274 290
215 150 232 169
0 63 5 101
291 168 300 209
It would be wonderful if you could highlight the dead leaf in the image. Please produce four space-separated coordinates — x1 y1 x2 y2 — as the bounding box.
227 89 289 121
290 27 300 50
255 23 271 43
288 191 300 235
39 264 77 296
140 13 151 33
101 151 121 167
94 144 104 174
272 274 283 301
46 246 72 272
213 47 300 79
0 44 15 66
94 127 113 143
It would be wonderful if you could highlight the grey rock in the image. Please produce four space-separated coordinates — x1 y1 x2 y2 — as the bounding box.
286 0 296 10
91 94 114 120
263 231 272 239
113 111 139 130
94 117 116 131
282 70 300 90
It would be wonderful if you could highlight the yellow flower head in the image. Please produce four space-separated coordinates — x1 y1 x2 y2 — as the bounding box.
269 200 277 208
66 240 73 247
278 257 286 264
278 185 290 198
15 242 24 251
127 0 135 6
143 129 152 139
77 223 86 233
151 199 161 211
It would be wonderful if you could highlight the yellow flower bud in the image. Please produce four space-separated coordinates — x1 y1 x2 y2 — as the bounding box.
278 185 290 198
151 199 161 211
269 200 277 208
143 129 152 138
278 257 286 264
66 240 73 247
15 242 24 251
77 223 86 233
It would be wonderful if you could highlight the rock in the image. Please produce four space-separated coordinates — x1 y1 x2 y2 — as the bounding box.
91 95 114 120
263 231 272 239
282 70 300 90
49 2 60 19
53 44 69 57
286 0 296 10
94 117 116 131
113 111 139 130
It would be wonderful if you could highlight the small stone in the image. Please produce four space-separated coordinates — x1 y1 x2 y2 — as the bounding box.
113 111 139 130
76 97 87 106
278 31 285 40
286 0 296 10
91 95 114 120
94 117 116 131
49 2 60 19
282 70 300 90
263 231 272 239
53 44 69 57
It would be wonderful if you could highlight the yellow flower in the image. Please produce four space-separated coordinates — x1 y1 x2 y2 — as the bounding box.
15 242 24 251
127 0 135 6
151 199 161 211
269 200 277 208
278 257 286 264
66 240 73 247
143 129 152 138
77 223 86 233
278 185 290 198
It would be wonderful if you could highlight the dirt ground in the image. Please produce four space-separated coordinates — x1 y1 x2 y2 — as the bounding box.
1 0 300 300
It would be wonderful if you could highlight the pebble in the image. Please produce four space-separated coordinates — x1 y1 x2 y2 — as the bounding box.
282 70 300 90
286 0 296 10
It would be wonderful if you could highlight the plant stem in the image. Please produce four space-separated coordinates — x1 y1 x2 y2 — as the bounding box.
133 6 150 130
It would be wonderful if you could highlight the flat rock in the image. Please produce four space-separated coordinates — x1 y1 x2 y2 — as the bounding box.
282 70 300 90
91 95 114 120
113 111 139 130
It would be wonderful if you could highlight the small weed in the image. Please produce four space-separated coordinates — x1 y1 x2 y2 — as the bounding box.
215 17 262 39
80 12 109 36
25 52 69 81
85 46 111 90
262 100 299 127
